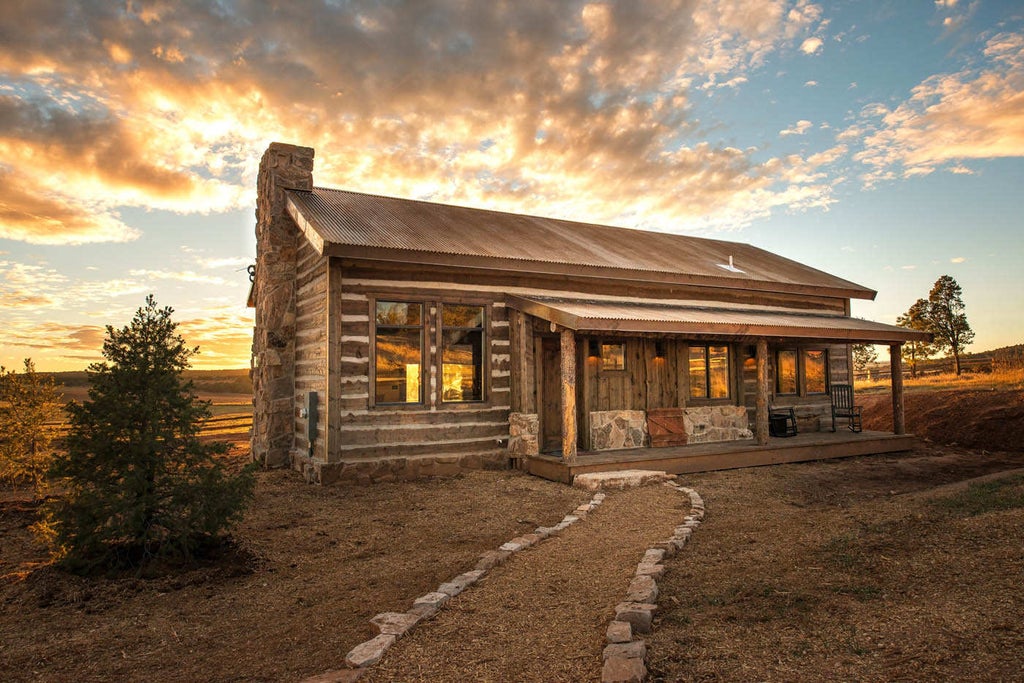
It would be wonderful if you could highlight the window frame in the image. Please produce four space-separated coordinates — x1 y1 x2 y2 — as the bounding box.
599 342 626 371
370 298 427 408
687 342 732 403
438 302 488 404
775 346 830 397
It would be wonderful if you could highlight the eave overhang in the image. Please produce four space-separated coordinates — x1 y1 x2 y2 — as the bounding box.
506 295 933 345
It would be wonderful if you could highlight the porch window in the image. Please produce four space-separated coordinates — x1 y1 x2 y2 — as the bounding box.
776 348 828 395
374 301 423 404
601 343 625 370
804 349 828 394
776 349 798 395
689 344 730 399
441 304 484 402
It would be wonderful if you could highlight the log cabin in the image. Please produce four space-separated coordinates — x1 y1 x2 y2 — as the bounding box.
249 142 930 484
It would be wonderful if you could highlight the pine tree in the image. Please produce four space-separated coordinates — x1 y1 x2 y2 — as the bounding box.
0 359 62 490
926 275 975 376
852 344 878 379
896 298 935 378
41 296 255 573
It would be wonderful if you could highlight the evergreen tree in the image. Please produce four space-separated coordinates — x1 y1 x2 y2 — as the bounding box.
0 359 62 490
896 298 935 378
926 275 974 376
42 296 254 573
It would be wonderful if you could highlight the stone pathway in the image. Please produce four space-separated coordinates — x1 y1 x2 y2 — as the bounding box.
304 473 703 683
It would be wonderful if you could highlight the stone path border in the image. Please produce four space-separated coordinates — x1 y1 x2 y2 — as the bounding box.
601 482 705 683
301 478 705 683
302 492 608 682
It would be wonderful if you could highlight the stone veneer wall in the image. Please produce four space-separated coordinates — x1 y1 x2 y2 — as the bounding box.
684 405 753 444
508 413 540 457
590 410 648 451
251 142 314 468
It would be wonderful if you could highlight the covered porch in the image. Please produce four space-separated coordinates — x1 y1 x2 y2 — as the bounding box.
506 295 930 483
525 429 917 483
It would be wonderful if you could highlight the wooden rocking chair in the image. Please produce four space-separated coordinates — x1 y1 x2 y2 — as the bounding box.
830 384 863 433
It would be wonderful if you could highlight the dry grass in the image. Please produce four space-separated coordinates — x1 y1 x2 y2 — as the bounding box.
858 366 1024 394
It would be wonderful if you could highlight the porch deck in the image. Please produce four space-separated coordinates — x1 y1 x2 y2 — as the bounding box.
525 430 918 483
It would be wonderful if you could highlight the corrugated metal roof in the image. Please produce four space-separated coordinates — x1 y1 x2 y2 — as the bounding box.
287 187 876 299
508 296 931 343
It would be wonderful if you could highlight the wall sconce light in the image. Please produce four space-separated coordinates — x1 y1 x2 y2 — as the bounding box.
655 341 666 359
588 339 600 357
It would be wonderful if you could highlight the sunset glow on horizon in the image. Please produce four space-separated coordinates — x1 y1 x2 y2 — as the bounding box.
2 1 1022 371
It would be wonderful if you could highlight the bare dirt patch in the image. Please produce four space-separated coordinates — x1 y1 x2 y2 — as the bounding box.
0 469 588 682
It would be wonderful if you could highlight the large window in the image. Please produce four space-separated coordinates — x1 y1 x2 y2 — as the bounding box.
375 301 423 404
776 349 798 395
689 344 730 399
776 348 828 395
441 304 484 402
601 343 625 370
804 349 827 394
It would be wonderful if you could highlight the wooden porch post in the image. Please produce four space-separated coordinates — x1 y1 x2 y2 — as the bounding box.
890 342 906 435
560 327 578 463
756 338 769 445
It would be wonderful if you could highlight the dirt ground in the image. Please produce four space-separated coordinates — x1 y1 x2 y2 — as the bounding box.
2 388 1022 682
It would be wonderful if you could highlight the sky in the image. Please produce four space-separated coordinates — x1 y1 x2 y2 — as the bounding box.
1 0 1022 371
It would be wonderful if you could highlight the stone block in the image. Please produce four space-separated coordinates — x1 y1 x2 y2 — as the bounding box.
615 602 658 634
626 575 658 604
653 540 677 558
408 602 438 620
345 634 396 668
439 569 486 596
475 550 511 571
606 620 633 644
573 470 674 491
370 612 421 638
603 640 647 661
412 591 450 611
635 563 666 579
602 656 647 683
642 549 666 564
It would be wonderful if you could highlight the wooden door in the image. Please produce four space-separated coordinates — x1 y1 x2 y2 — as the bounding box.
540 337 562 453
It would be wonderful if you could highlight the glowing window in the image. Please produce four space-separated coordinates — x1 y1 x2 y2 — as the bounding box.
374 301 423 404
601 343 625 370
441 304 484 402
689 344 730 399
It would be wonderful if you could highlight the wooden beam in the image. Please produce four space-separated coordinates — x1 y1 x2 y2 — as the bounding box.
756 338 769 445
890 343 906 435
560 327 578 463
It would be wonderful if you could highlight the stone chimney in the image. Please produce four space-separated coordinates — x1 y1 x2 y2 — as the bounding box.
251 142 314 468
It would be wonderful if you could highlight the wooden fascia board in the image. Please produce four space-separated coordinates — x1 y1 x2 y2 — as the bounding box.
286 195 327 255
318 242 875 301
505 294 582 330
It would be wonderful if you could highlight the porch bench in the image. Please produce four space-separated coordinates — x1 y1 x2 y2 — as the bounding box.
830 384 863 433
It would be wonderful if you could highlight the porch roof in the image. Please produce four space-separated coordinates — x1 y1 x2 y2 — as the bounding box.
506 295 931 344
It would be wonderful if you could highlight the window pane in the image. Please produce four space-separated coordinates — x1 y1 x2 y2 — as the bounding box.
805 349 826 393
442 304 484 328
601 343 625 370
709 346 730 399
688 346 708 398
777 350 797 394
442 329 483 401
375 328 421 403
376 301 421 326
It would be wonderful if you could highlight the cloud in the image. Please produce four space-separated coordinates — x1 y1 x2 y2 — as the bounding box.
850 32 1024 184
128 269 229 286
950 256 966 263
0 0 837 240
804 80 818 87
780 119 813 136
800 37 824 54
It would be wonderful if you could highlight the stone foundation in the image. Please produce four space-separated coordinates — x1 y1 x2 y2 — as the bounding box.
684 405 753 444
508 412 540 457
590 410 648 450
294 451 509 485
